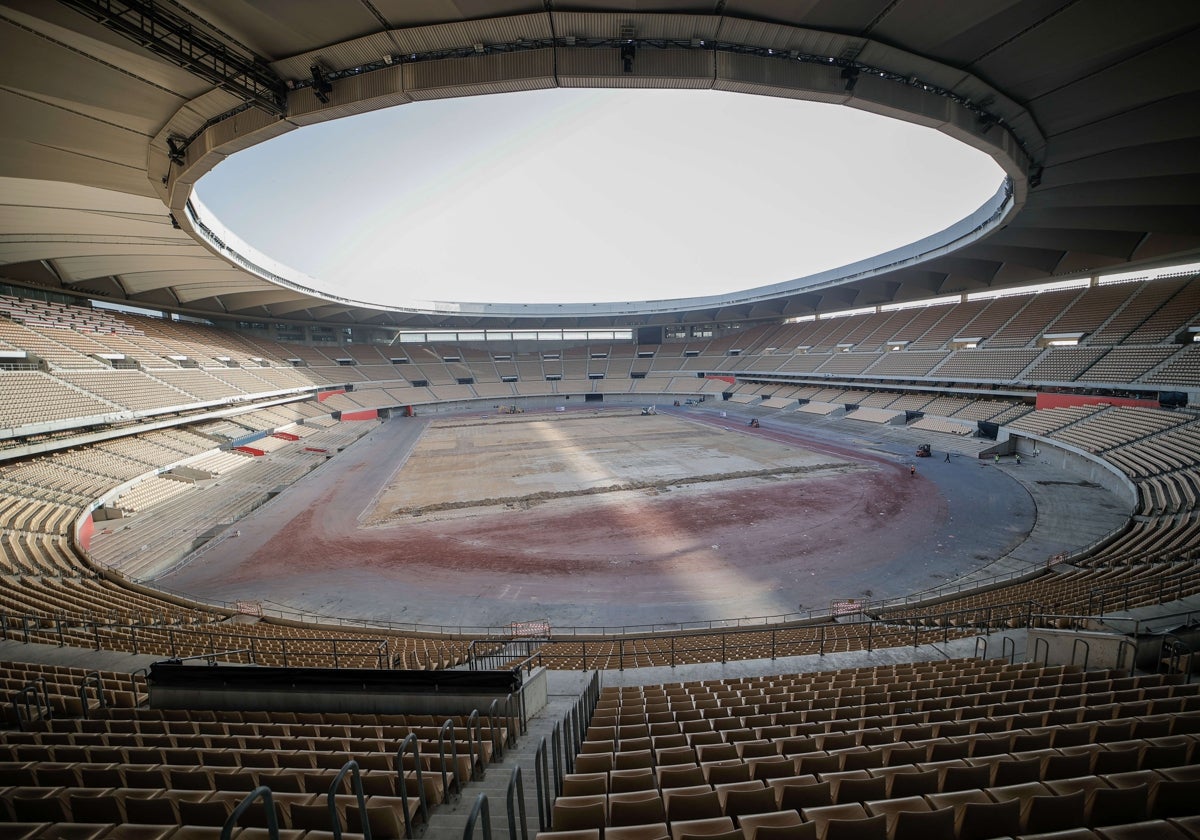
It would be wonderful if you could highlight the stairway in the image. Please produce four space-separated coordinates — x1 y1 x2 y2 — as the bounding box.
421 672 597 840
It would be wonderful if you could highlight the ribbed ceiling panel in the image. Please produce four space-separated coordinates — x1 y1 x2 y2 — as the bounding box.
270 31 403 80
286 65 411 126
551 12 721 41
714 53 847 103
390 13 553 54
403 50 555 101
557 47 715 89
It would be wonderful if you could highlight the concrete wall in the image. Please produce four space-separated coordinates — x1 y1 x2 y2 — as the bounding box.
1027 628 1136 672
152 666 548 724
1001 431 1138 507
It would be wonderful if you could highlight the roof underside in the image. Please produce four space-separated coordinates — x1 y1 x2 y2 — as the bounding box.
1 1 1199 329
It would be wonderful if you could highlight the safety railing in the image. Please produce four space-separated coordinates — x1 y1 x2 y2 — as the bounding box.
534 732 552 830
486 695 516 758
437 719 462 803
77 670 106 719
507 766 529 840
88 622 390 668
467 637 546 671
463 792 491 840
5 566 1195 675
529 612 1025 670
324 760 373 840
1116 639 1137 678
1162 635 1194 684
221 786 279 840
1071 637 1091 669
1086 570 1196 617
114 560 1200 646
164 648 256 665
464 709 484 781
396 733 428 838
11 678 51 731
534 671 600 829
0 610 393 668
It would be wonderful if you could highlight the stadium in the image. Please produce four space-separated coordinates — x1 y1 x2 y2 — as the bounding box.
1 2 1199 838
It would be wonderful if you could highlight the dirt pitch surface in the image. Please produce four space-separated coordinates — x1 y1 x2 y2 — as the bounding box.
162 409 1034 631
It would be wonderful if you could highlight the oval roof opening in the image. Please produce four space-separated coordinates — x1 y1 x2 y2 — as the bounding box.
194 88 1005 307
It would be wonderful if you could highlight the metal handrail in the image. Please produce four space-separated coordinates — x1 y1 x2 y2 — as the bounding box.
438 719 461 801
164 648 255 665
221 786 279 840
465 709 484 781
328 760 372 840
1032 637 1049 665
534 736 551 830
77 670 106 719
130 667 148 707
11 680 51 731
1071 638 1091 670
507 766 528 840
486 698 504 760
561 707 575 775
11 561 1197 669
1163 635 1194 684
1116 639 1137 678
463 793 491 840
550 720 564 795
396 733 428 838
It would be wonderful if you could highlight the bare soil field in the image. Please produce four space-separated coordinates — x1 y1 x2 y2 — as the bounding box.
366 413 860 524
161 409 1031 630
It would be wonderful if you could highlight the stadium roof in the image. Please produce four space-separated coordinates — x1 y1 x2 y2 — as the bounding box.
1 1 1199 330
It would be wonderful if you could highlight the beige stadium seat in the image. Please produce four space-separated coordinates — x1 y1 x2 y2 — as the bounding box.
606 823 670 840
609 790 666 827
737 810 814 840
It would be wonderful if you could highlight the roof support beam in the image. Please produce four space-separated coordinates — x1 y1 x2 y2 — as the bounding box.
56 0 287 116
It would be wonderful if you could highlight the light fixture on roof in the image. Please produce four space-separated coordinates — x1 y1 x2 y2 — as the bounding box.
166 136 186 165
619 25 636 73
620 43 636 73
473 43 485 54
310 65 333 104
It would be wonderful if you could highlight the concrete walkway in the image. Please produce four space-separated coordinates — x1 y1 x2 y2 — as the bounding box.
0 638 161 673
696 404 1131 604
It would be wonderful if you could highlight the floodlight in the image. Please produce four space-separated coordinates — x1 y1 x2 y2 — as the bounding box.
620 44 636 73
310 65 333 104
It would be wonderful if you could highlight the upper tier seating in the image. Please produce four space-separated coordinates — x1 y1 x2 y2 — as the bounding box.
3 273 1199 443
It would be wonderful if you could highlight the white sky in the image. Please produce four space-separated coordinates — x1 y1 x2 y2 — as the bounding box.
194 88 1004 306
